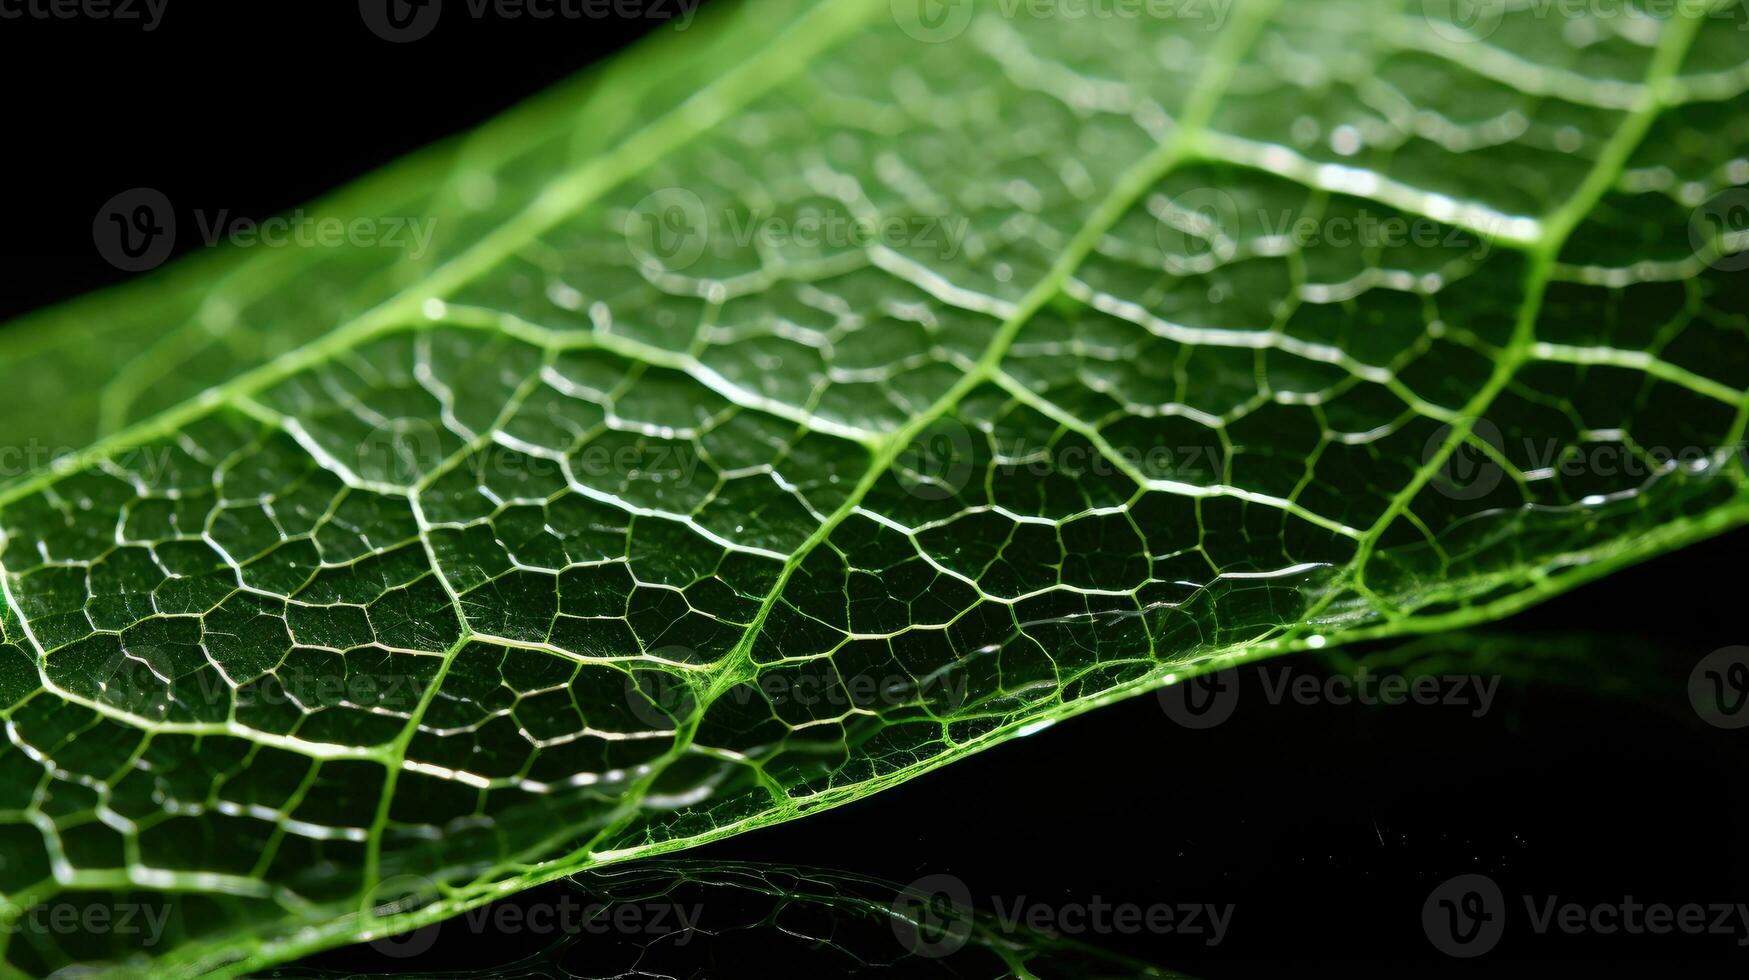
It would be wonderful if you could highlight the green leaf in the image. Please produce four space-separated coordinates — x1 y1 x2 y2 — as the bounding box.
2 0 1747 974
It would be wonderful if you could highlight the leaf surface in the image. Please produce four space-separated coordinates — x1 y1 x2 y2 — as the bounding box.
2 0 1748 974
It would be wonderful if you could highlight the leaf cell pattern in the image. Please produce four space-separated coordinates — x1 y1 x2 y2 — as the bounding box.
1 0 1748 974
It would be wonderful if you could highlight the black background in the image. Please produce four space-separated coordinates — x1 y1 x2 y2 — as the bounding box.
4 2 1746 975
